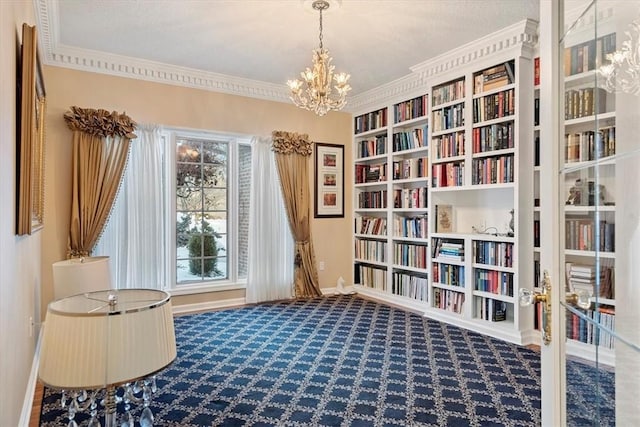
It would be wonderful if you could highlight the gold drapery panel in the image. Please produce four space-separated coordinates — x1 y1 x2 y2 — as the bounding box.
64 107 136 258
272 130 321 298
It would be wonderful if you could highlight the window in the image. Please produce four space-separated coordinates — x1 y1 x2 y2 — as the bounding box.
171 132 251 288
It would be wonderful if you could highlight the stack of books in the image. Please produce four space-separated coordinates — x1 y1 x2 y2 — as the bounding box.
473 61 515 94
565 262 614 299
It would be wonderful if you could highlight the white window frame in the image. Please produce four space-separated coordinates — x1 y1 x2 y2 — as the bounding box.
162 128 251 296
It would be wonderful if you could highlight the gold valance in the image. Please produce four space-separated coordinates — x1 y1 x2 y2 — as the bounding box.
271 130 313 156
64 106 137 139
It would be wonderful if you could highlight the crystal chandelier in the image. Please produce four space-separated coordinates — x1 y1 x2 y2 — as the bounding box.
598 19 640 96
287 0 351 116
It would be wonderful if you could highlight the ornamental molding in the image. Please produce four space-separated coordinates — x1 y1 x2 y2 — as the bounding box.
36 0 538 114
348 19 538 114
34 0 292 103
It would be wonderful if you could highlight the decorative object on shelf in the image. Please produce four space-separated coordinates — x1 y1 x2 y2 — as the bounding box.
508 209 515 237
314 142 344 217
434 204 453 233
287 0 351 116
16 23 46 235
52 256 113 300
39 289 176 427
599 18 640 95
565 178 605 206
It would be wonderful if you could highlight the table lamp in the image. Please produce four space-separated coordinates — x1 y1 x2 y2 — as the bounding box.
52 256 113 300
38 289 177 427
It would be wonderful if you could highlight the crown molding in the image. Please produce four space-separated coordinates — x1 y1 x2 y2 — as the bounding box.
348 19 538 114
36 0 538 115
34 0 292 103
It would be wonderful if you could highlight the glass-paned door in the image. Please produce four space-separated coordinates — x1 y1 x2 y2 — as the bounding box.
540 0 640 424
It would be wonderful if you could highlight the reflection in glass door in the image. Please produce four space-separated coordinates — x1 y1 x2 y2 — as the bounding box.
558 0 640 425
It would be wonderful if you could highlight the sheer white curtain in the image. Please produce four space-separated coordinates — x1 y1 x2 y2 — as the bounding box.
246 136 294 303
94 125 166 289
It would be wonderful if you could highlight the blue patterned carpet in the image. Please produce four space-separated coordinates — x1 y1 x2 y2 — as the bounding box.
39 295 613 426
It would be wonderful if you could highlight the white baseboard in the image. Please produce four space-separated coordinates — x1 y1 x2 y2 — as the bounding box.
171 297 246 315
20 328 43 427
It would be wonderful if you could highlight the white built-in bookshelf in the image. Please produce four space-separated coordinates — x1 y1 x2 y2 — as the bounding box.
352 20 537 345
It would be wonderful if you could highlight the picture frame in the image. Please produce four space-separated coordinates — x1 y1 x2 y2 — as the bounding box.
314 143 344 218
16 23 46 235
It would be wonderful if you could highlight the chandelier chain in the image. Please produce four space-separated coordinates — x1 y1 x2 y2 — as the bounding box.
319 7 323 49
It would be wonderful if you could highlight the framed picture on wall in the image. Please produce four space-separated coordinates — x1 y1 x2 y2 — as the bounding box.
16 23 46 235
314 143 344 218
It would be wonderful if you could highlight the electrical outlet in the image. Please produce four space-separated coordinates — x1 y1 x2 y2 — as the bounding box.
319 261 325 271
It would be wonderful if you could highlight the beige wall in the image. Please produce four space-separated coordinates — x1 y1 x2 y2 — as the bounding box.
1 2 41 425
42 66 353 313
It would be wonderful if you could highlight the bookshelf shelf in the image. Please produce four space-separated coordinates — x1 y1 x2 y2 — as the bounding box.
393 115 429 129
355 153 387 163
354 233 387 240
472 147 516 159
431 125 465 138
472 83 517 99
472 290 515 304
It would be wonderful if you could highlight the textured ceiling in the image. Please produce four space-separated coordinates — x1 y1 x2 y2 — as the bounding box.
41 0 540 97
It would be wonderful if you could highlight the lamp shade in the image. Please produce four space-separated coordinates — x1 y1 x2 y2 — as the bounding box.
39 289 177 390
52 256 113 300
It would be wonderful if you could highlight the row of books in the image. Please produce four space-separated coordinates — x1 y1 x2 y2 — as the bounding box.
534 219 541 248
393 243 428 269
565 262 615 299
432 238 464 260
355 216 386 236
394 95 427 124
355 163 387 184
564 87 607 120
565 218 615 252
471 154 514 185
472 88 515 123
354 239 387 263
392 272 428 301
357 190 387 209
354 108 387 134
432 161 465 188
564 33 616 77
476 297 507 322
356 135 387 159
433 288 465 314
473 60 515 94
392 187 427 209
474 269 514 297
566 306 615 349
432 103 465 132
432 78 466 107
394 215 428 239
432 262 465 287
356 264 387 291
392 157 429 180
392 126 428 152
565 126 616 163
472 241 513 268
432 131 465 160
472 122 514 153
